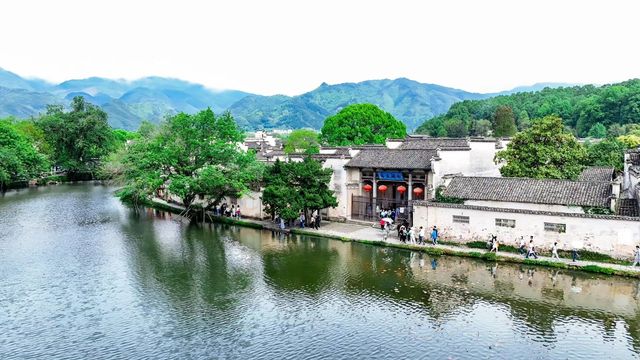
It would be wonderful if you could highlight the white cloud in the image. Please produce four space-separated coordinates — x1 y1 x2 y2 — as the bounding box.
1 0 639 95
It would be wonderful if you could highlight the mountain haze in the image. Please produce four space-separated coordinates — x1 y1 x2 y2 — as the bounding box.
0 67 572 131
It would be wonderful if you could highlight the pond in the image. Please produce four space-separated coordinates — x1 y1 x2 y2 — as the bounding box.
1 184 639 359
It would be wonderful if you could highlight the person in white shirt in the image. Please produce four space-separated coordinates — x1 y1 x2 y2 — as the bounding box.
551 242 560 259
418 227 425 245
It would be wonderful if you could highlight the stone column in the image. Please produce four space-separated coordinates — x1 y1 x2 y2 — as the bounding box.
408 172 413 201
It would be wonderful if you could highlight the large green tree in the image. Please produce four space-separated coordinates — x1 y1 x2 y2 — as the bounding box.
585 138 626 171
587 122 607 138
283 129 320 154
117 109 263 211
0 119 49 190
495 115 586 179
320 104 406 146
37 97 114 177
493 105 517 137
262 157 338 222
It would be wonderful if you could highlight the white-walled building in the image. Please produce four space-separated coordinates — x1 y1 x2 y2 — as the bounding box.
412 167 640 258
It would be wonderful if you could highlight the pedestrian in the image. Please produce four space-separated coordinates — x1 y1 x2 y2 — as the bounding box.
431 226 438 245
383 222 391 241
279 217 285 230
379 218 386 230
314 214 320 229
310 214 316 229
409 226 416 244
299 212 305 228
632 245 640 267
518 236 526 255
490 236 499 253
418 226 425 245
572 247 580 262
551 242 560 260
399 224 406 243
526 240 538 259
236 206 241 220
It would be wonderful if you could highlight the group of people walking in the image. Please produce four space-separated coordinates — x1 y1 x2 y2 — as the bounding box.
215 203 241 219
298 211 321 230
394 223 439 245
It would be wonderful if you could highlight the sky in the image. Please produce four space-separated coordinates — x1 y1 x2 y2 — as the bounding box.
2 0 640 96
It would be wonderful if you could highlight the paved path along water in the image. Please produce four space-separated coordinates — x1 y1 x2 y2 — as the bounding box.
154 198 640 276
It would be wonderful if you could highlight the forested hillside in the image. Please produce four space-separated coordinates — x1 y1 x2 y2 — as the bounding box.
416 79 640 137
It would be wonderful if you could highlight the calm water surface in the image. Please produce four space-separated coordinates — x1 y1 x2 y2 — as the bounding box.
1 184 639 359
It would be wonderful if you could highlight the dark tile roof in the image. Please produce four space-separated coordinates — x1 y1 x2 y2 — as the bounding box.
400 137 470 150
443 176 612 207
617 199 639 217
628 152 640 166
578 167 614 182
345 149 438 170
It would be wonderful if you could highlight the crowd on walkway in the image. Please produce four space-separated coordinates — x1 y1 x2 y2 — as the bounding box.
214 203 241 219
380 216 640 268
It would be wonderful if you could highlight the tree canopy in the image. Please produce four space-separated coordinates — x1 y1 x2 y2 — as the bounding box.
493 105 517 137
37 97 114 177
262 157 337 222
0 119 49 190
585 138 626 171
495 115 587 180
283 129 320 154
116 109 263 210
416 79 640 138
320 103 406 146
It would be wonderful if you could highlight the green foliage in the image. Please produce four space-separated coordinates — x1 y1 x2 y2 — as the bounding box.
472 119 492 136
416 79 640 137
320 103 406 146
617 134 640 148
582 207 614 215
0 119 49 189
444 118 468 137
435 185 464 204
112 129 140 147
37 97 114 176
117 109 264 209
585 138 626 171
587 122 607 138
283 129 320 154
262 157 338 221
581 265 615 275
495 115 586 179
493 105 517 137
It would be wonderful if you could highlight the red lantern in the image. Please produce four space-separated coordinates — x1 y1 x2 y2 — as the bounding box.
363 184 373 192
397 185 407 194
378 185 388 192
413 187 424 195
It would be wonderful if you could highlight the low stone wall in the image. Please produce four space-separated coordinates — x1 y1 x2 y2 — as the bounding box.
413 202 640 259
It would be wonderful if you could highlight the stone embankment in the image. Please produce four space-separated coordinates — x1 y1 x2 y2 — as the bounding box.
151 198 640 278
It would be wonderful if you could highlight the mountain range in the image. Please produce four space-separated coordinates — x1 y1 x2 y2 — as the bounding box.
0 67 571 131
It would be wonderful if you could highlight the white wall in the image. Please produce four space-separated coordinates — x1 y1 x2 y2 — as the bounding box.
413 204 640 258
464 200 585 214
324 158 351 221
432 141 504 189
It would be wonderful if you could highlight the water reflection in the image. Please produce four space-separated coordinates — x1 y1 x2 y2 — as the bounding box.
1 184 639 359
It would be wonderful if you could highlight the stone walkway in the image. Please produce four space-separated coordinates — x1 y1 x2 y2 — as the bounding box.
150 198 640 275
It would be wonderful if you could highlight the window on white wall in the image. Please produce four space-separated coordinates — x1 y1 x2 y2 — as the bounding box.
544 222 566 233
453 215 469 224
495 218 516 228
